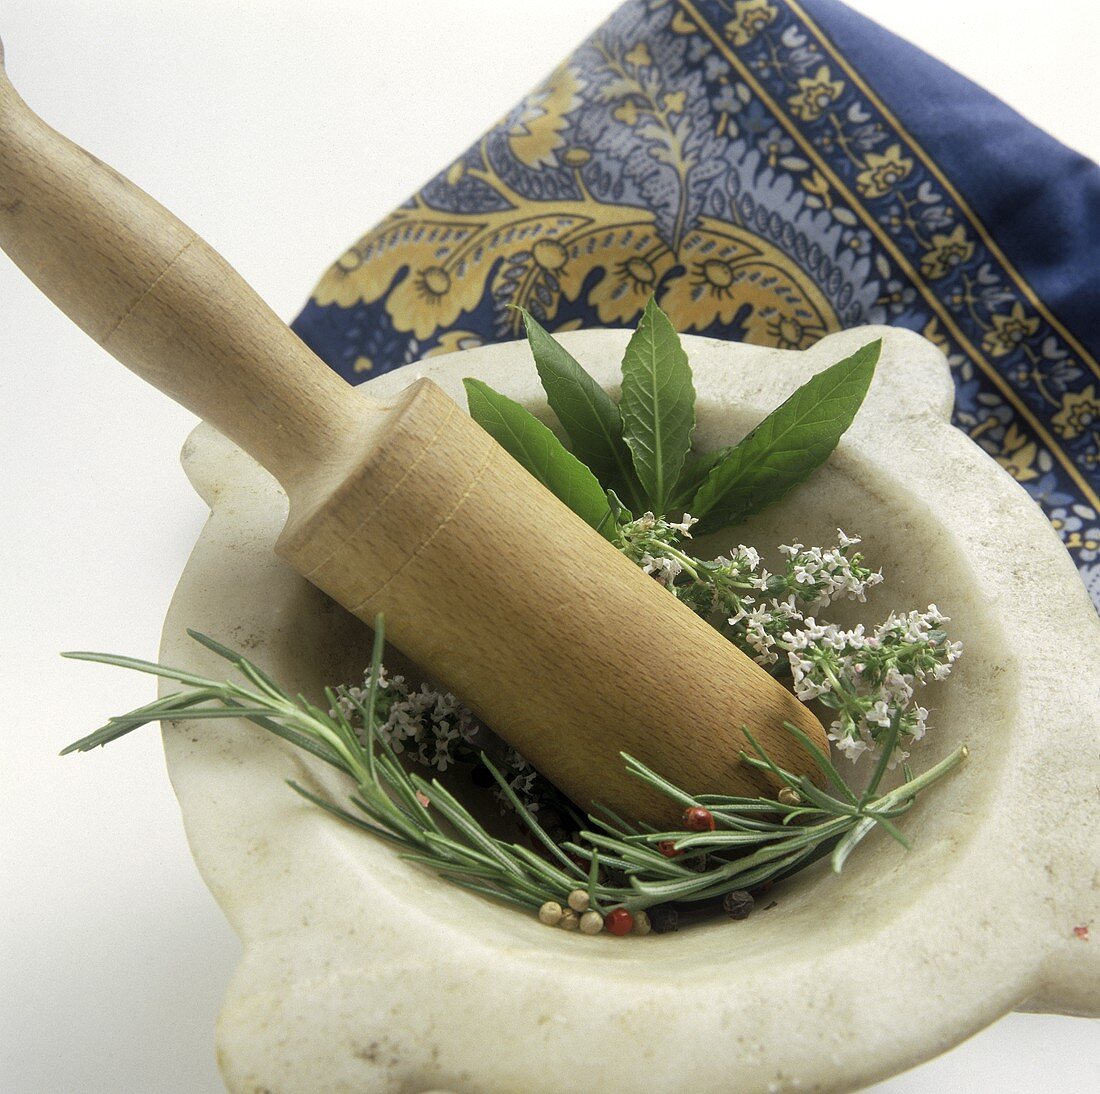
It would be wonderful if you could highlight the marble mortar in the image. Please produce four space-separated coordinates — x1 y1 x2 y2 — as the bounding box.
158 327 1100 1093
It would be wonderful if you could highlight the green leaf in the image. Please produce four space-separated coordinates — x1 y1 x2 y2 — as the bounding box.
462 377 613 538
618 298 696 515
668 445 735 512
517 308 644 511
690 340 880 533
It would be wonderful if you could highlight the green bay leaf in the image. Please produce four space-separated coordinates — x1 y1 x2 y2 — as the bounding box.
462 377 614 538
690 339 881 533
518 308 644 511
618 298 696 515
669 444 736 513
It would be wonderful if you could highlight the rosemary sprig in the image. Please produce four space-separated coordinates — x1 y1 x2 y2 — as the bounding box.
63 616 966 928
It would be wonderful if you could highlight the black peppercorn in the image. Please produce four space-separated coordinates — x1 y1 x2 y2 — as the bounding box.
649 903 679 933
723 889 754 920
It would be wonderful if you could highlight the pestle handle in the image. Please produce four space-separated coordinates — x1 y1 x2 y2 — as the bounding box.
0 38 370 493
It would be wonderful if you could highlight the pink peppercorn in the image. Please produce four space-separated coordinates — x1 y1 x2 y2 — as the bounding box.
605 908 634 936
683 806 716 831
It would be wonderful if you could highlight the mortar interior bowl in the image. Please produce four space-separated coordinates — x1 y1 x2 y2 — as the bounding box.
160 327 1100 1093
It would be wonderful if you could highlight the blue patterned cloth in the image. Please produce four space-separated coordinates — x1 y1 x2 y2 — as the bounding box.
292 0 1100 607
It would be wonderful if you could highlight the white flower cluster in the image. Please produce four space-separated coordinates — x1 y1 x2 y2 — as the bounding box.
785 606 962 763
714 533 883 667
620 517 960 764
615 512 698 588
727 592 798 664
778 534 884 612
334 668 482 773
332 671 549 812
497 746 541 806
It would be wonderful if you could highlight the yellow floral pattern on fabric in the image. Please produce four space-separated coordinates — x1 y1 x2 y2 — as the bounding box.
1052 385 1099 440
995 423 1039 482
724 0 778 47
919 225 974 280
661 217 832 345
313 48 839 349
855 144 913 200
980 302 1041 358
507 65 586 169
786 65 843 122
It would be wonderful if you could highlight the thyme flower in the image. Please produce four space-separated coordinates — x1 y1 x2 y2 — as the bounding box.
332 670 558 815
613 515 957 762
787 607 962 761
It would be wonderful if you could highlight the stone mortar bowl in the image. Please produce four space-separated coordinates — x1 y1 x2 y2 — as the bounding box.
159 327 1099 1093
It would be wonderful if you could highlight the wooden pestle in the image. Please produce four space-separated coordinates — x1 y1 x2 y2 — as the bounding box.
0 40 828 825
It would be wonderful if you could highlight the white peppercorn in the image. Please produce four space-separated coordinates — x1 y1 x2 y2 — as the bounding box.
567 889 590 913
579 910 604 935
538 901 563 926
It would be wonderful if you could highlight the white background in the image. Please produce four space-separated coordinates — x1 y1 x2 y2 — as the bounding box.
1 2 1097 1091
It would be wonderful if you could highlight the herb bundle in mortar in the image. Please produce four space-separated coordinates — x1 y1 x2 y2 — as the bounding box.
65 301 965 935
